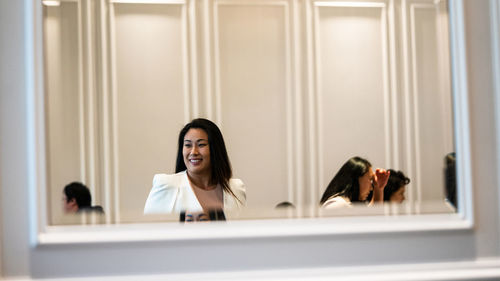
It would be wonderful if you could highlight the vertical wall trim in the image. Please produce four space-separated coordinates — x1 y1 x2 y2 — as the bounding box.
380 3 392 169
401 0 414 212
213 0 222 125
108 2 121 223
100 0 112 224
409 3 423 206
203 0 213 119
281 1 295 205
85 0 97 198
436 0 453 155
306 0 318 213
188 0 199 117
292 0 304 211
77 0 87 188
388 0 400 169
181 3 191 122
313 4 324 207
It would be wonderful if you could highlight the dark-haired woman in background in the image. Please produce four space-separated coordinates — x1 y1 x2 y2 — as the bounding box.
144 118 246 215
320 156 390 209
383 169 410 203
444 152 457 209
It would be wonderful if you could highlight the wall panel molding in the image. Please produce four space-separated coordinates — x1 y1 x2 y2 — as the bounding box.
211 0 298 208
305 0 317 211
491 0 500 250
311 0 395 205
108 0 191 222
43 0 91 225
404 0 450 206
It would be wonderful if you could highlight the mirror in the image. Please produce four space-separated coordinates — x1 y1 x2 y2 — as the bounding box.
42 0 454 225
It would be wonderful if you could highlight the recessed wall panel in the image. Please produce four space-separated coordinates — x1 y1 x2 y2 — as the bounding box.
317 7 388 190
217 4 290 208
113 4 186 221
44 3 82 225
413 6 448 202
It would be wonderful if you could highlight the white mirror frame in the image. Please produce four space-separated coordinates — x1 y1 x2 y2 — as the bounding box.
3 0 500 279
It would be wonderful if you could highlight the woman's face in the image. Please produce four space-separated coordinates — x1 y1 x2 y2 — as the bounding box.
184 211 210 222
183 128 211 176
62 193 77 213
390 186 406 203
358 168 375 201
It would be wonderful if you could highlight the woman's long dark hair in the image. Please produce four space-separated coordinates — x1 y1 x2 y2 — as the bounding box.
383 169 410 201
175 118 238 199
444 152 456 208
319 156 372 204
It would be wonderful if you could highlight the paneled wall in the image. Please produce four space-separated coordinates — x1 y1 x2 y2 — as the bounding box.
112 3 187 221
402 0 453 203
44 2 83 224
314 4 390 199
215 3 294 208
43 0 452 224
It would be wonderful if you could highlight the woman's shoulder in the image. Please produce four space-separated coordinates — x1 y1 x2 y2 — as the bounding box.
144 171 186 214
322 196 351 209
228 178 246 204
229 178 245 188
229 178 246 194
152 171 186 188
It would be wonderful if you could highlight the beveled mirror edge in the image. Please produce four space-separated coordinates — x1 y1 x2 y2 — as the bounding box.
448 0 473 225
491 0 500 221
37 212 471 245
29 0 474 247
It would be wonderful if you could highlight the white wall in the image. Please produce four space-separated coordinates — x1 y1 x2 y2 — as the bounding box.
2 0 500 280
465 0 500 258
0 0 31 276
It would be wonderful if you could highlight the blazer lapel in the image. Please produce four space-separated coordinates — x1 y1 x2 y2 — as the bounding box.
178 171 203 212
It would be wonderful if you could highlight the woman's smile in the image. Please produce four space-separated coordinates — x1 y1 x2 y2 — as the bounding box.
183 128 211 175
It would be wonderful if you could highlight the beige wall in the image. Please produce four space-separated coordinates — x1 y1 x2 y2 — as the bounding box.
43 0 453 224
44 3 83 225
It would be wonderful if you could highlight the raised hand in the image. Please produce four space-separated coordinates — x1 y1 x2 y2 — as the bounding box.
374 168 390 190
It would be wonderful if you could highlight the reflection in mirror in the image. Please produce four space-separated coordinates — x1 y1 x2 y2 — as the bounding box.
42 0 455 225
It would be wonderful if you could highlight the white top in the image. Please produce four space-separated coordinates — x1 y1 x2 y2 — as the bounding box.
143 170 246 214
321 196 352 209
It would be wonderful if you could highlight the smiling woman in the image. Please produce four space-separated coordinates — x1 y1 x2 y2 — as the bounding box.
143 118 246 215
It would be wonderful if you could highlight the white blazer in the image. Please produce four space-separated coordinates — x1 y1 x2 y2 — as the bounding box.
143 170 246 214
